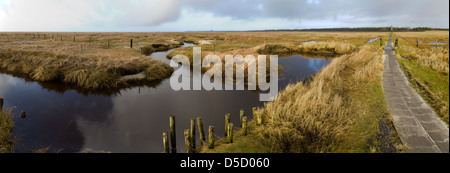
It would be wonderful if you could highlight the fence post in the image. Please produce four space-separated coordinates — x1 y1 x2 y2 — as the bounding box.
197 117 206 145
0 97 3 110
242 116 248 136
163 132 169 153
240 108 245 128
208 126 214 149
225 113 230 136
227 123 233 143
80 44 83 53
130 39 133 48
170 116 177 153
108 39 110 48
190 119 196 149
73 37 76 42
184 129 193 153
61 36 62 41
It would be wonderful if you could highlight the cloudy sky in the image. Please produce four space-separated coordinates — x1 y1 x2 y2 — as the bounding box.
0 0 448 32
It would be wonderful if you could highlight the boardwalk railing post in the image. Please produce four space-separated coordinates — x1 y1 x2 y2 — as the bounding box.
190 119 196 149
208 126 214 149
240 108 245 128
0 97 4 110
169 116 177 153
242 116 248 136
184 129 193 153
197 117 206 145
163 132 169 153
225 113 230 136
227 123 233 143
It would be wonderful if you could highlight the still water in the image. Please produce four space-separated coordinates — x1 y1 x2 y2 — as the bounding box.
0 44 331 153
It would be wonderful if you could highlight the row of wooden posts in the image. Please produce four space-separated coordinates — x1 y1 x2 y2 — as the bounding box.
25 33 135 49
163 107 263 153
0 98 27 118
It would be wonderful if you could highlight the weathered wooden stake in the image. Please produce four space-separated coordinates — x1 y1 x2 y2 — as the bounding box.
80 44 83 53
169 116 177 153
256 111 263 125
242 116 248 136
227 123 233 143
52 35 54 40
416 39 419 48
225 113 230 136
184 129 193 153
197 117 206 145
380 38 383 47
162 132 169 153
19 110 26 118
240 108 245 128
60 36 62 41
208 126 214 149
130 39 133 48
190 119 196 149
0 97 4 110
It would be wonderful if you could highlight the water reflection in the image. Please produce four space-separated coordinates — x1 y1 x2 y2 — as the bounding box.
0 46 331 153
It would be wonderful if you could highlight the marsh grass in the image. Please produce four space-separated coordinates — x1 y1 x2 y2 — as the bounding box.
0 49 173 89
0 109 14 153
203 45 400 153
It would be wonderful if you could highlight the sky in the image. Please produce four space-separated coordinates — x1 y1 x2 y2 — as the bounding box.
0 0 449 32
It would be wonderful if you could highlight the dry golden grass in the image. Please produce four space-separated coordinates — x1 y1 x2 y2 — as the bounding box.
259 45 387 152
0 109 14 153
396 45 449 75
0 32 185 89
257 41 357 55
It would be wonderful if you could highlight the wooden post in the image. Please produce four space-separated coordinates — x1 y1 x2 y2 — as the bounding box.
225 113 230 136
60 36 62 41
416 39 419 48
0 97 3 110
197 117 206 145
73 37 76 42
380 38 383 47
256 111 263 125
227 123 233 143
19 110 26 118
162 132 169 153
169 116 177 153
80 44 83 53
108 39 110 48
184 129 193 153
43 34 46 40
130 39 133 48
240 108 245 128
52 35 54 40
242 116 248 136
190 119 196 149
208 126 214 149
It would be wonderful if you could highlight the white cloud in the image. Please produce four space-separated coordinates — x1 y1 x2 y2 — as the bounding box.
0 0 448 31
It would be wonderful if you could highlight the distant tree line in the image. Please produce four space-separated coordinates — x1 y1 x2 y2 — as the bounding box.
253 27 449 32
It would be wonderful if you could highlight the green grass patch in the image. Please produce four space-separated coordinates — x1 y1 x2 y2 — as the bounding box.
397 57 449 124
